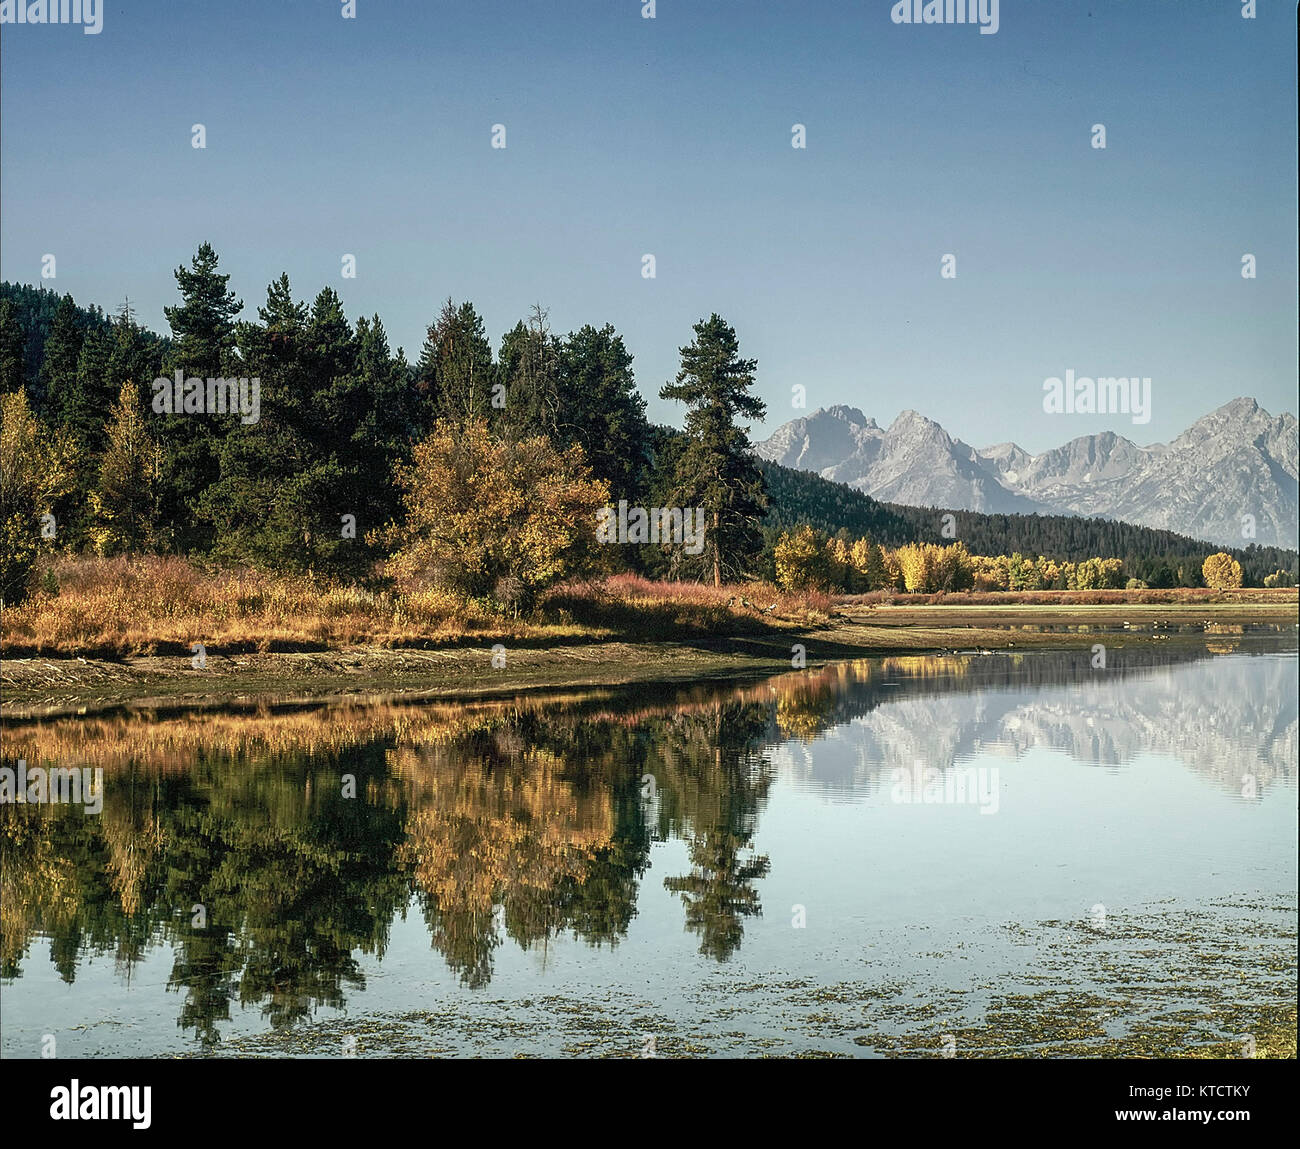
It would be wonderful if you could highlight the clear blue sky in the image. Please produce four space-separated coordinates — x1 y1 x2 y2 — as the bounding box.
2 0 1295 451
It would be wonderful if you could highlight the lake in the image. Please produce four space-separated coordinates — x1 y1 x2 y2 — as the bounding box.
2 639 1295 1058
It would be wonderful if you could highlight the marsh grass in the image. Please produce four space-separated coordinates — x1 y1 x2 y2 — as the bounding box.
5 557 1289 659
1 558 824 658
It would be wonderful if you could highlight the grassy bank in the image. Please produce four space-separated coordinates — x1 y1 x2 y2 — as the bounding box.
5 556 1296 659
2 556 1295 715
1 556 834 659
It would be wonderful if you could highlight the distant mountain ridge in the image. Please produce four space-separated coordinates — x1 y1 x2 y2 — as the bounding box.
755 398 1299 549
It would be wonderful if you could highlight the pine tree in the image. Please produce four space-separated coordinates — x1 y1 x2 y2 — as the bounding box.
106 308 163 409
0 299 26 395
418 299 494 427
348 314 416 534
37 295 86 428
163 242 242 375
559 323 649 500
660 315 768 586
44 325 116 546
159 243 244 553
199 274 312 570
200 279 378 575
497 305 562 442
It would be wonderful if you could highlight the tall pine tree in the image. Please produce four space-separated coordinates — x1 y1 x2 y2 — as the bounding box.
0 300 27 396
559 323 649 501
660 315 767 586
159 243 243 553
416 299 494 428
37 295 86 427
496 304 561 441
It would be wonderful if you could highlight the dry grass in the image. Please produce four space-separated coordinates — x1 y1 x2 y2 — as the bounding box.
9 558 1287 661
544 572 830 635
1 557 823 658
843 587 1298 607
2 555 528 657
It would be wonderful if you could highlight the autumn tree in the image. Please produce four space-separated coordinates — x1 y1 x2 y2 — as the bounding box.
895 543 935 593
383 418 609 613
826 535 853 591
1074 557 1125 590
848 537 884 591
774 525 833 592
0 391 74 604
88 382 160 556
1202 551 1243 590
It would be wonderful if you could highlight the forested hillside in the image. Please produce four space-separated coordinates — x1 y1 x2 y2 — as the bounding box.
758 459 1296 587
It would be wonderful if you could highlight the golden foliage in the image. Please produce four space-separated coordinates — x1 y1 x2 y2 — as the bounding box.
1 390 75 603
383 418 610 609
1202 552 1243 590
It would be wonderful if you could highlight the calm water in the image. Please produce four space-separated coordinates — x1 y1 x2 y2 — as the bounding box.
2 642 1296 1058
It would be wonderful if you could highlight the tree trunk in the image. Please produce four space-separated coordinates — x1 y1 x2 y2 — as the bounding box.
713 510 721 587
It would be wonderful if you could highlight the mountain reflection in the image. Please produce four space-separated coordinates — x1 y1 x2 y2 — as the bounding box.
1 644 1293 1047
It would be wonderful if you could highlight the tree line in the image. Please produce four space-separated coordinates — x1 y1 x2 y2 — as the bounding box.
1 245 768 606
2 246 1294 609
757 462 1297 589
771 528 1284 594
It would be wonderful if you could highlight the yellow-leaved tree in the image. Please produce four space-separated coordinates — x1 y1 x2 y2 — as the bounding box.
1202 551 1243 590
381 418 609 614
88 382 160 557
1 390 74 605
895 542 937 593
774 524 832 592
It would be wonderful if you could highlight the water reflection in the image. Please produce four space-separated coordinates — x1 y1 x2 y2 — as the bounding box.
1 643 1294 1049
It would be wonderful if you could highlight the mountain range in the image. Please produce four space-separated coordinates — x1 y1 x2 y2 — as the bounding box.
754 398 1298 549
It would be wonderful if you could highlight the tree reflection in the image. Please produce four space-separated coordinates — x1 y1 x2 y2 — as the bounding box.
3 644 1268 1045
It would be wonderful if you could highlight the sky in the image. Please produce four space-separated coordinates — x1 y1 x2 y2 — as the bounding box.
1 0 1295 453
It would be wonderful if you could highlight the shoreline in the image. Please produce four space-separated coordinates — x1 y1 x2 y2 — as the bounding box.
4 601 1295 718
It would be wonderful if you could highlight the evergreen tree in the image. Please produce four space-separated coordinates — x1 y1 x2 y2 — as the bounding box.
496 305 561 442
417 299 494 427
67 326 114 452
660 315 768 586
200 279 378 576
348 315 416 534
105 306 163 409
37 295 86 427
199 275 318 571
159 243 244 553
45 326 116 546
0 300 26 396
559 323 649 500
163 243 243 374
